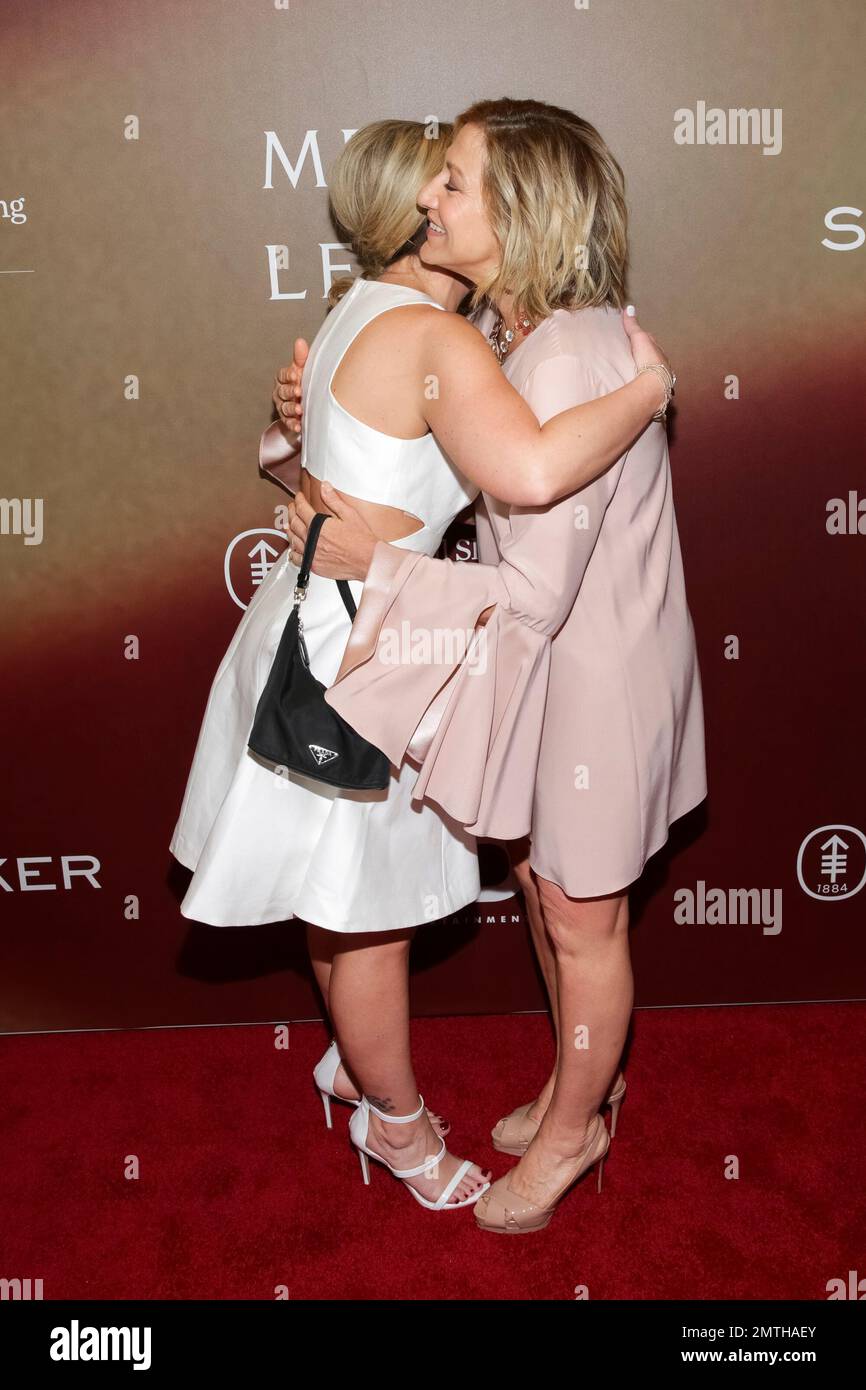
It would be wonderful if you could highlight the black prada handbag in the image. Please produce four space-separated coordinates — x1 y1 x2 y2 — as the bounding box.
247 511 392 790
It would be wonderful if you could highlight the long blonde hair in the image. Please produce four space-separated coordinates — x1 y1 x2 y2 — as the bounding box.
453 98 630 322
326 118 451 306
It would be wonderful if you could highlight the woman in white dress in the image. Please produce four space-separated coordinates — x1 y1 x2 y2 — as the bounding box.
170 120 672 1212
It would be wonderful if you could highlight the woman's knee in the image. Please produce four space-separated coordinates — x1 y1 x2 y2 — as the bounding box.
537 880 629 954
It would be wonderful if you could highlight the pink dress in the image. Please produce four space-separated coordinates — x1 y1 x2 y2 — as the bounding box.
272 304 707 898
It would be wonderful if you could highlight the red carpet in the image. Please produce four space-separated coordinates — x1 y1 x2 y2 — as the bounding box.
1 1005 862 1300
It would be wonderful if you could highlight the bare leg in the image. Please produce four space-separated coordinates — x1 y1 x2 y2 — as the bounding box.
306 920 336 1014
326 928 490 1206
306 921 363 1100
306 922 449 1134
502 884 632 1208
507 838 559 1119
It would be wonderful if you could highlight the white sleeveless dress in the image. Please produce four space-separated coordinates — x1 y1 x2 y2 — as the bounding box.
169 278 481 932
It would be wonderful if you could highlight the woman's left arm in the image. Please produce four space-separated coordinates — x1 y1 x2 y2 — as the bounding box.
287 490 495 632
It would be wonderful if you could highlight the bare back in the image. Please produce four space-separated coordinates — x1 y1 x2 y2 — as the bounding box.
301 302 441 541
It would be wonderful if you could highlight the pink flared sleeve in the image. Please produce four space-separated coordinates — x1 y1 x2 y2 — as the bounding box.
258 417 302 495
322 352 623 836
324 541 551 837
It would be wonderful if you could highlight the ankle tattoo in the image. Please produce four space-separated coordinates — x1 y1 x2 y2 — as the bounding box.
366 1093 394 1113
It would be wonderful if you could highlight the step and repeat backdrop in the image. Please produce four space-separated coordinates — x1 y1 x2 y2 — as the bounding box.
1 0 864 1032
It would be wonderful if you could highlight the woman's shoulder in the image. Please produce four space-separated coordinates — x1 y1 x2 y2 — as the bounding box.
546 302 624 347
526 305 632 384
340 298 447 352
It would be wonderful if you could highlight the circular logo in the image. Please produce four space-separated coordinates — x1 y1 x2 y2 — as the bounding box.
796 825 866 902
224 528 288 610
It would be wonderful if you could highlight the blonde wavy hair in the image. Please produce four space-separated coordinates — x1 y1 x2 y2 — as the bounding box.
326 118 452 307
453 98 630 323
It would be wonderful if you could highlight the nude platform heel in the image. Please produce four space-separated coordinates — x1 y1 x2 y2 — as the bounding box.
475 1112 610 1235
491 1069 626 1155
349 1094 490 1211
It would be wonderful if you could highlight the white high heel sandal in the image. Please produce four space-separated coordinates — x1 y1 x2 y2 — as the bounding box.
349 1094 490 1211
313 1040 450 1136
313 1040 356 1129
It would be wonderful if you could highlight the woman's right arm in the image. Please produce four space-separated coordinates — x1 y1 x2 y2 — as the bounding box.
421 310 668 507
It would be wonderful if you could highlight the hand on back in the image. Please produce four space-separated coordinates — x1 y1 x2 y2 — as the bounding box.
272 337 309 434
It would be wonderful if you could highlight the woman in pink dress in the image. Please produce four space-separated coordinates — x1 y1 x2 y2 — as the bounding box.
279 99 706 1233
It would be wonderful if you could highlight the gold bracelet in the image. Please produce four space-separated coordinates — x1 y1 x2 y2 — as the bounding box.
636 362 677 421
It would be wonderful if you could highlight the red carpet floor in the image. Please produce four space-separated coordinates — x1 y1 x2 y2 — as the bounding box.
1 1004 863 1301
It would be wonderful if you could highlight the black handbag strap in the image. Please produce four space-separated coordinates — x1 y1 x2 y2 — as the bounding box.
336 579 357 621
294 511 357 622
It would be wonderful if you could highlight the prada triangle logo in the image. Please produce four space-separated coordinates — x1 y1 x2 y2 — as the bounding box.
309 744 338 766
